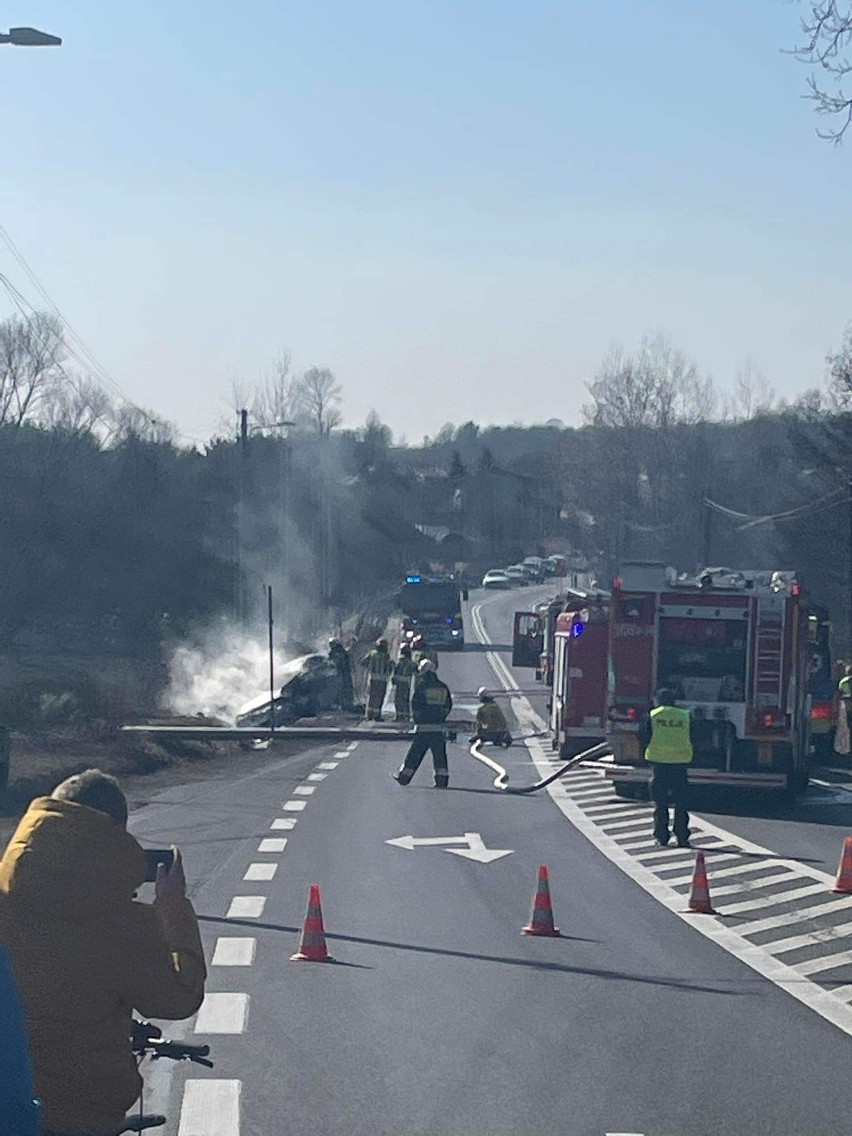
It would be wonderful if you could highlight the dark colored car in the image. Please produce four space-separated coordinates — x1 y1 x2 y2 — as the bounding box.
235 654 342 728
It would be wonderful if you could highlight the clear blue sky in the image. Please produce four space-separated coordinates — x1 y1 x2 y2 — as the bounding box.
2 1 849 443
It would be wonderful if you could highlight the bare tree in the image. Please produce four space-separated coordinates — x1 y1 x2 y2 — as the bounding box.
0 311 65 428
39 373 116 440
114 404 179 446
793 2 852 142
251 353 305 431
827 321 852 405
724 358 777 421
583 335 714 428
297 367 342 436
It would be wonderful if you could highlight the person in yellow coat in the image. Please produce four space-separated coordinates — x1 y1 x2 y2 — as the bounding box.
0 769 206 1136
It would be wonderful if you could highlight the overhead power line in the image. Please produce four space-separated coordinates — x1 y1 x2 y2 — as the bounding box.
705 488 847 530
0 243 206 447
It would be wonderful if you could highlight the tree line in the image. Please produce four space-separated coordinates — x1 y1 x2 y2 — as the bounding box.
3 309 852 684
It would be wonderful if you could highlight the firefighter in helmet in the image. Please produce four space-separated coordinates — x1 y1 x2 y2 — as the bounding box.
639 687 696 848
472 688 512 747
393 659 453 788
328 638 354 712
391 643 417 722
361 638 393 721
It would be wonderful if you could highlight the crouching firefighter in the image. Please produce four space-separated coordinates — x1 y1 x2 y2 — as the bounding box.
472 688 512 747
640 688 696 848
393 660 453 788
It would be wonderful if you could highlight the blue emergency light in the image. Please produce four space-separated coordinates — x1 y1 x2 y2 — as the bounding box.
570 621 584 638
406 575 421 584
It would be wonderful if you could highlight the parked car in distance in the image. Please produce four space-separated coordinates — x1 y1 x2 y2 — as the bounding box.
481 569 512 589
504 565 529 585
521 556 546 582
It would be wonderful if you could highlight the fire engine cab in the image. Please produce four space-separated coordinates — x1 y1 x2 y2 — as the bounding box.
606 562 813 796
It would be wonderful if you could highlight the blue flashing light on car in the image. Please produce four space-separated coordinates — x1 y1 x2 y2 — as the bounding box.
406 574 422 584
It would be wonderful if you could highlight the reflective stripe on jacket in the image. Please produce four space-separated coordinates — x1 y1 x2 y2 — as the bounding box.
363 650 393 680
393 658 417 685
645 705 693 764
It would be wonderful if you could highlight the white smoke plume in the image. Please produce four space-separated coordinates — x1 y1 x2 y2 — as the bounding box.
163 620 299 722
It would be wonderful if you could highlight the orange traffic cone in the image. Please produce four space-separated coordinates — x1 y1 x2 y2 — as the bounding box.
687 850 716 914
833 837 852 894
522 864 562 936
290 883 334 961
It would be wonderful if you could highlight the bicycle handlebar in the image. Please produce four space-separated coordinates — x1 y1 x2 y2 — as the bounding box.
131 1021 214 1068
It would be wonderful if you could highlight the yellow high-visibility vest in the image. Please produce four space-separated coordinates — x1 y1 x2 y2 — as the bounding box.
645 705 693 764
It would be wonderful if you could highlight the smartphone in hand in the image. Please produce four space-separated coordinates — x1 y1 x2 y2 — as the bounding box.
143 848 175 883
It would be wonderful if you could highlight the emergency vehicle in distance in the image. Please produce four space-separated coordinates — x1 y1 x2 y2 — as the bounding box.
511 571 599 687
512 586 611 758
606 562 814 796
397 573 468 651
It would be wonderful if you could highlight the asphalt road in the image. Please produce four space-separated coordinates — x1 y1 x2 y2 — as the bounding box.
128 586 852 1136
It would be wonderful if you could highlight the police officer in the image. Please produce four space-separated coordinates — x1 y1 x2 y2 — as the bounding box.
361 638 394 721
392 660 453 788
639 688 695 847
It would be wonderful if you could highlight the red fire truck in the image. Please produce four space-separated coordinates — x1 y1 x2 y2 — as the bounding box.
512 589 610 757
606 562 813 796
512 576 600 687
550 594 610 757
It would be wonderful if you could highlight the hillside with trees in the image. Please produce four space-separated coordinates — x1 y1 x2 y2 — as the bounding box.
2 311 852 727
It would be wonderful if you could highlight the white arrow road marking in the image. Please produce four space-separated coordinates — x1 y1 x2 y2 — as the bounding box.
386 832 514 863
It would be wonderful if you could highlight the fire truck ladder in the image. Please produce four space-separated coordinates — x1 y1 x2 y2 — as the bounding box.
753 597 785 709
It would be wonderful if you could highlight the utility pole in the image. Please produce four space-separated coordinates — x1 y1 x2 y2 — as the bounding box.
700 497 712 572
236 409 249 624
267 585 275 737
847 475 852 656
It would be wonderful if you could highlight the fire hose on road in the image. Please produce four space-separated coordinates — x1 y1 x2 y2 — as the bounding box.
467 739 611 794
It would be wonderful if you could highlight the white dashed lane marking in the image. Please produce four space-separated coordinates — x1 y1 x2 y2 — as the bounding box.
317 761 338 770
243 863 277 881
226 896 266 919
195 992 250 1034
293 785 315 796
211 938 256 966
270 817 296 830
283 800 307 811
307 772 327 781
178 1079 241 1136
258 838 287 853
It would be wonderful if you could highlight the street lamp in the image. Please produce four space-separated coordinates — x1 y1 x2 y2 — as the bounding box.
0 27 62 46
